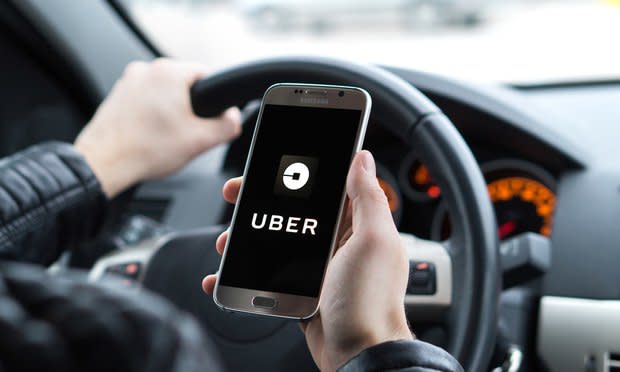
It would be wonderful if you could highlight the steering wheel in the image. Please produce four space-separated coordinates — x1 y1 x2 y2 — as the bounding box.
91 57 499 372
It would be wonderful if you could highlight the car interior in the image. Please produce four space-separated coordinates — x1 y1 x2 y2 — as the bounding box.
1 0 619 371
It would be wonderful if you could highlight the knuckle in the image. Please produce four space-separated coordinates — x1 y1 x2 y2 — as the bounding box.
123 61 147 76
150 58 174 75
151 57 170 69
359 228 383 247
222 118 241 137
368 186 389 206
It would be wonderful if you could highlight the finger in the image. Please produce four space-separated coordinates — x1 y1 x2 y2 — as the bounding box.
155 58 210 84
121 60 149 79
346 151 396 234
182 62 210 83
216 229 228 255
194 106 242 149
202 274 217 294
223 177 243 204
333 198 353 251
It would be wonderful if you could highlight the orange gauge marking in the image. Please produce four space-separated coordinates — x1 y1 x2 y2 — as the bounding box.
413 163 431 185
410 162 441 199
487 177 555 237
378 177 400 213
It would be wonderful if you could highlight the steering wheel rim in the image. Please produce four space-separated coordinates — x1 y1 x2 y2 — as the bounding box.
190 56 500 371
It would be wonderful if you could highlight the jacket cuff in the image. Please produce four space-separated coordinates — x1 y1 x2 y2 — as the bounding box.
0 142 107 264
337 339 464 372
44 141 108 241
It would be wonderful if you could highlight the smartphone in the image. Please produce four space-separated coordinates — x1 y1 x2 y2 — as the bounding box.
213 83 371 319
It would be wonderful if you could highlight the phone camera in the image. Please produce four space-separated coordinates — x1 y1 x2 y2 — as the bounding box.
338 91 345 97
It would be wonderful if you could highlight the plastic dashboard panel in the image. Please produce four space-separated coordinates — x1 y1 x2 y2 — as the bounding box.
521 86 620 300
385 66 587 172
538 296 620 372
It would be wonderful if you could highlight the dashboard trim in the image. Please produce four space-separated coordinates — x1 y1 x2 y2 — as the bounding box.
386 66 588 170
538 296 620 372
401 233 452 309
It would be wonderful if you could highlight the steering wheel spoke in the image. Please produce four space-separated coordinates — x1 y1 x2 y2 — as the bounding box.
88 236 168 285
400 233 452 322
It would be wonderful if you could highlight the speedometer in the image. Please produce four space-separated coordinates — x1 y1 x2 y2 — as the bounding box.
487 176 555 239
431 159 557 241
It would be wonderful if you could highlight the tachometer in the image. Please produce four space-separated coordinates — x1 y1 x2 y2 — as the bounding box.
432 159 556 241
487 176 555 239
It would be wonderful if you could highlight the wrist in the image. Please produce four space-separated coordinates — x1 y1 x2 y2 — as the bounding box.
333 319 414 370
73 136 137 199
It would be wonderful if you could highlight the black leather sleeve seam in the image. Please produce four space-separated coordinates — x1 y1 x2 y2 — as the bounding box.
0 186 84 253
0 142 102 237
53 151 100 194
338 340 464 372
0 185 23 224
11 161 49 213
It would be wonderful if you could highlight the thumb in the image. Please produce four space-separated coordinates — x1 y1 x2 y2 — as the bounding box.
193 106 242 149
346 150 395 234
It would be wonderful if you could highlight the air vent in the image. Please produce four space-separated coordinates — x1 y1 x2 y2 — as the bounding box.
605 352 620 372
127 197 171 222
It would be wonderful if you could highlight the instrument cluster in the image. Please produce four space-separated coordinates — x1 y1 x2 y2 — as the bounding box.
375 153 557 241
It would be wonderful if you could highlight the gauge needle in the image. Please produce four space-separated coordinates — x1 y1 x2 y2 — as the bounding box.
498 221 517 239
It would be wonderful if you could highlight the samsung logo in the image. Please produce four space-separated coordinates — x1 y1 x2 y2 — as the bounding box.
300 97 329 105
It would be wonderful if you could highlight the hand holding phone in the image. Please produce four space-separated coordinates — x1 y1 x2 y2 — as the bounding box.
213 83 371 319
204 151 413 371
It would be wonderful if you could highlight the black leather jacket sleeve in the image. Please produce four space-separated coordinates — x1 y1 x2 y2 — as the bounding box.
0 261 224 372
338 340 464 372
0 142 106 265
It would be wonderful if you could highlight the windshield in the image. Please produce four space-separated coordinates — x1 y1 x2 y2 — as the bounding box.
119 0 620 84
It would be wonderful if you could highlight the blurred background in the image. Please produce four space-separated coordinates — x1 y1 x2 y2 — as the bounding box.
116 0 620 84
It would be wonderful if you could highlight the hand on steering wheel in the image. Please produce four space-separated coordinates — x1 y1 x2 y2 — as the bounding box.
74 58 242 198
203 150 414 371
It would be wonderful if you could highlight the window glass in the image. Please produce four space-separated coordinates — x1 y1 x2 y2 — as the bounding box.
119 0 620 84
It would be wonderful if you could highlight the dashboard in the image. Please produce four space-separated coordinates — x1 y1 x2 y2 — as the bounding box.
369 128 558 243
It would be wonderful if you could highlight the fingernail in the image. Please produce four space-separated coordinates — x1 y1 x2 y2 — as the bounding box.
360 150 375 176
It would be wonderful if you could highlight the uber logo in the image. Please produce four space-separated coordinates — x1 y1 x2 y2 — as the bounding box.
274 155 318 197
251 213 318 235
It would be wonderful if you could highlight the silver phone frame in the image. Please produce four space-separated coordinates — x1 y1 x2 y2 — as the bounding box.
213 83 372 319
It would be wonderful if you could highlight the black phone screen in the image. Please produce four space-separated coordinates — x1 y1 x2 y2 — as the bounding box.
218 103 362 297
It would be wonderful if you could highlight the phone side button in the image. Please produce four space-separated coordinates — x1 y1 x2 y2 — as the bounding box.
251 296 277 309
